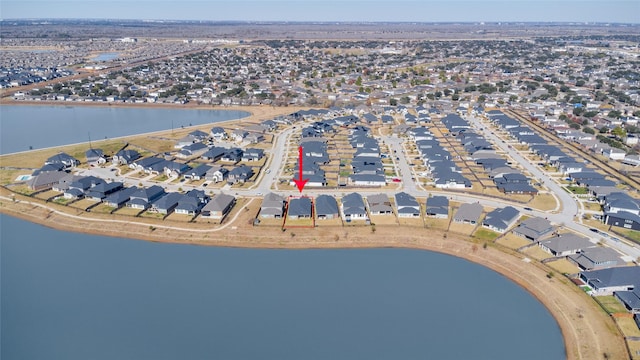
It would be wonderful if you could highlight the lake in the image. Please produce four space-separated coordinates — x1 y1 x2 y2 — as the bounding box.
1 214 565 360
0 105 249 154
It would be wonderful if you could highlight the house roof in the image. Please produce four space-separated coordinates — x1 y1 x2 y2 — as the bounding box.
104 186 138 205
513 217 553 239
153 192 183 210
203 193 235 212
288 197 312 217
580 266 640 289
453 203 483 222
569 247 624 269
483 206 520 230
315 195 339 216
539 234 593 253
395 192 419 208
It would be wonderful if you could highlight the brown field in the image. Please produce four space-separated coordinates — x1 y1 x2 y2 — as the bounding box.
528 193 559 211
448 222 477 235
629 340 640 360
369 214 398 226
615 317 640 337
522 245 553 261
424 217 450 231
496 233 531 249
546 259 580 275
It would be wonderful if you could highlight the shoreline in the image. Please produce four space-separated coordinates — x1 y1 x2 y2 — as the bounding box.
0 188 627 360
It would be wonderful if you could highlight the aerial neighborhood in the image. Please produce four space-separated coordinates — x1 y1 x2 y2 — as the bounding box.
2 23 640 343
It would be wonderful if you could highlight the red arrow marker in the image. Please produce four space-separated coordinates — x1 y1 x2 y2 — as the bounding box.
293 146 309 193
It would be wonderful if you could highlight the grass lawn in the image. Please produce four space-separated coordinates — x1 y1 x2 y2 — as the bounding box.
621 230 640 245
545 259 580 275
522 245 553 260
496 233 532 249
628 340 640 360
567 186 589 195
595 296 629 314
472 228 500 242
616 317 640 337
527 193 558 211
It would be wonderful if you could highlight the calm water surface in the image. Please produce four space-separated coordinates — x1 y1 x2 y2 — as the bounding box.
0 105 249 154
1 214 565 360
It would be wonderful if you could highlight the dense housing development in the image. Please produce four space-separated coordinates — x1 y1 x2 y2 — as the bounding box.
2 21 640 354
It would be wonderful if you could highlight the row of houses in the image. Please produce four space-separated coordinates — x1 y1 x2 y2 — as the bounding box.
408 122 472 189
259 192 452 221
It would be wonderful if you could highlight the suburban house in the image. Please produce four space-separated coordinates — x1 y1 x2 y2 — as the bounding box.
126 185 165 210
482 206 520 233
287 197 313 219
512 217 554 241
104 186 138 208
221 148 244 163
86 181 123 201
260 192 285 218
349 174 387 187
227 165 254 184
183 164 212 181
210 126 227 141
241 148 264 162
175 190 209 215
231 129 248 142
112 149 140 165
315 194 339 220
85 148 106 165
164 161 192 178
395 192 421 218
201 146 227 162
367 193 393 215
603 192 640 231
341 192 368 221
150 192 183 214
205 166 229 183
26 171 71 191
425 196 449 218
538 233 594 257
200 193 236 219
453 203 483 225
569 247 625 271
45 152 79 169
579 266 640 296
177 142 208 159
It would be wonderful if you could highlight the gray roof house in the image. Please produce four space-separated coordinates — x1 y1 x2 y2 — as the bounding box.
569 247 625 271
512 217 554 241
482 206 520 233
341 192 367 221
227 165 253 184
150 192 183 214
126 185 165 210
287 197 313 219
539 234 595 257
85 148 106 165
579 266 640 296
453 203 483 224
27 171 73 191
395 192 420 217
104 186 138 208
184 164 212 180
201 193 236 219
426 196 449 218
45 152 79 169
260 192 285 218
367 194 393 215
315 195 339 220
112 149 140 165
210 126 227 140
175 191 208 216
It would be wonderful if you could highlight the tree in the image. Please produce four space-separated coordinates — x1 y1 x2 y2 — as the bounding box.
612 126 627 139
599 126 609 134
355 76 362 86
569 123 581 129
608 110 622 119
389 98 398 106
573 107 584 116
583 126 595 134
400 96 410 104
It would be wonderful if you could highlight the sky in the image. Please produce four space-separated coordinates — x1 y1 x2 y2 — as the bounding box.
2 0 639 23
